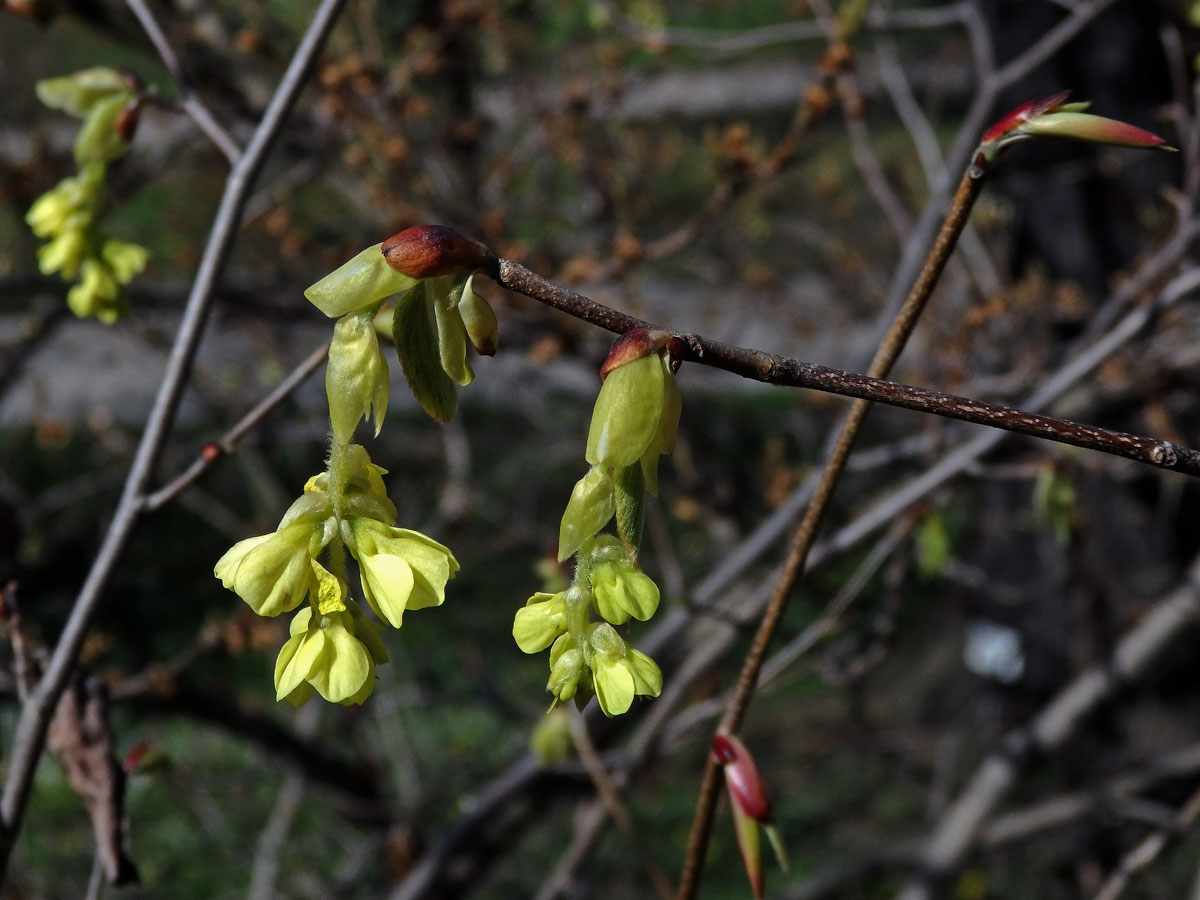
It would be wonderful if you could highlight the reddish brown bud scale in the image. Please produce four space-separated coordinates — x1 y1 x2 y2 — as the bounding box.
982 91 1071 143
713 733 773 822
115 98 141 142
381 225 495 278
599 328 672 380
201 442 222 462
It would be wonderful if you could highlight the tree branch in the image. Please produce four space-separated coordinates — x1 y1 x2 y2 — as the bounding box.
0 0 347 881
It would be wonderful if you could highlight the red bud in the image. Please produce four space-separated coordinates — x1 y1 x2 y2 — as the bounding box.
982 91 1071 144
712 733 772 822
381 225 495 278
599 328 672 380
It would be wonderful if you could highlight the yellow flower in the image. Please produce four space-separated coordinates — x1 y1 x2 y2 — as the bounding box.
588 623 662 717
273 607 376 706
513 590 569 653
350 518 458 627
214 522 318 617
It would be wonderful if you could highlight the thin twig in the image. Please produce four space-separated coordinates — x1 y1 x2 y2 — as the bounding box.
0 0 347 881
142 340 330 512
893 558 1200 900
676 159 986 899
1091 782 1200 900
124 0 242 165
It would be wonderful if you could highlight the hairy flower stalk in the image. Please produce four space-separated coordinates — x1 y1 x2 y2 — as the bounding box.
514 330 680 716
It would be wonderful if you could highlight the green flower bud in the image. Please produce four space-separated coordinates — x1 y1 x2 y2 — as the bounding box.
214 522 317 617
305 242 418 318
25 166 102 238
547 635 585 704
513 590 569 653
586 352 664 469
590 553 660 626
393 280 458 423
558 465 615 562
66 258 121 321
326 310 390 444
457 274 499 356
37 224 87 279
350 518 458 627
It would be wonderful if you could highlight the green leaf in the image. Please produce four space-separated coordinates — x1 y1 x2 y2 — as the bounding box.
393 282 458 422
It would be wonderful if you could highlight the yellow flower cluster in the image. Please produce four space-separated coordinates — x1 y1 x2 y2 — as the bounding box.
215 445 458 705
26 68 149 323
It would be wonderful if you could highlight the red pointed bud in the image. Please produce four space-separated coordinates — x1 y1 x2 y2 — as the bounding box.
980 91 1173 157
599 328 672 380
712 733 773 822
982 91 1071 144
381 225 495 278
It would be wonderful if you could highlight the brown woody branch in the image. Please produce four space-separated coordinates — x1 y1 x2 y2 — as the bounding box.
493 259 1200 478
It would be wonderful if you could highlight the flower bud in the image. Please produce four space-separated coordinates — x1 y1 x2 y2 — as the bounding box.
381 225 495 278
547 640 585 704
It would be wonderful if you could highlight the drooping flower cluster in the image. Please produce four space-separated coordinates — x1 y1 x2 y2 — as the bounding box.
215 444 458 705
26 68 149 323
514 330 682 716
216 228 500 705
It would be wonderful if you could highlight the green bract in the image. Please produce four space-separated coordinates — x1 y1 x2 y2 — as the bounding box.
304 242 418 317
586 353 664 468
36 68 132 118
326 309 390 443
457 274 499 356
393 281 459 423
430 278 474 387
558 465 616 561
